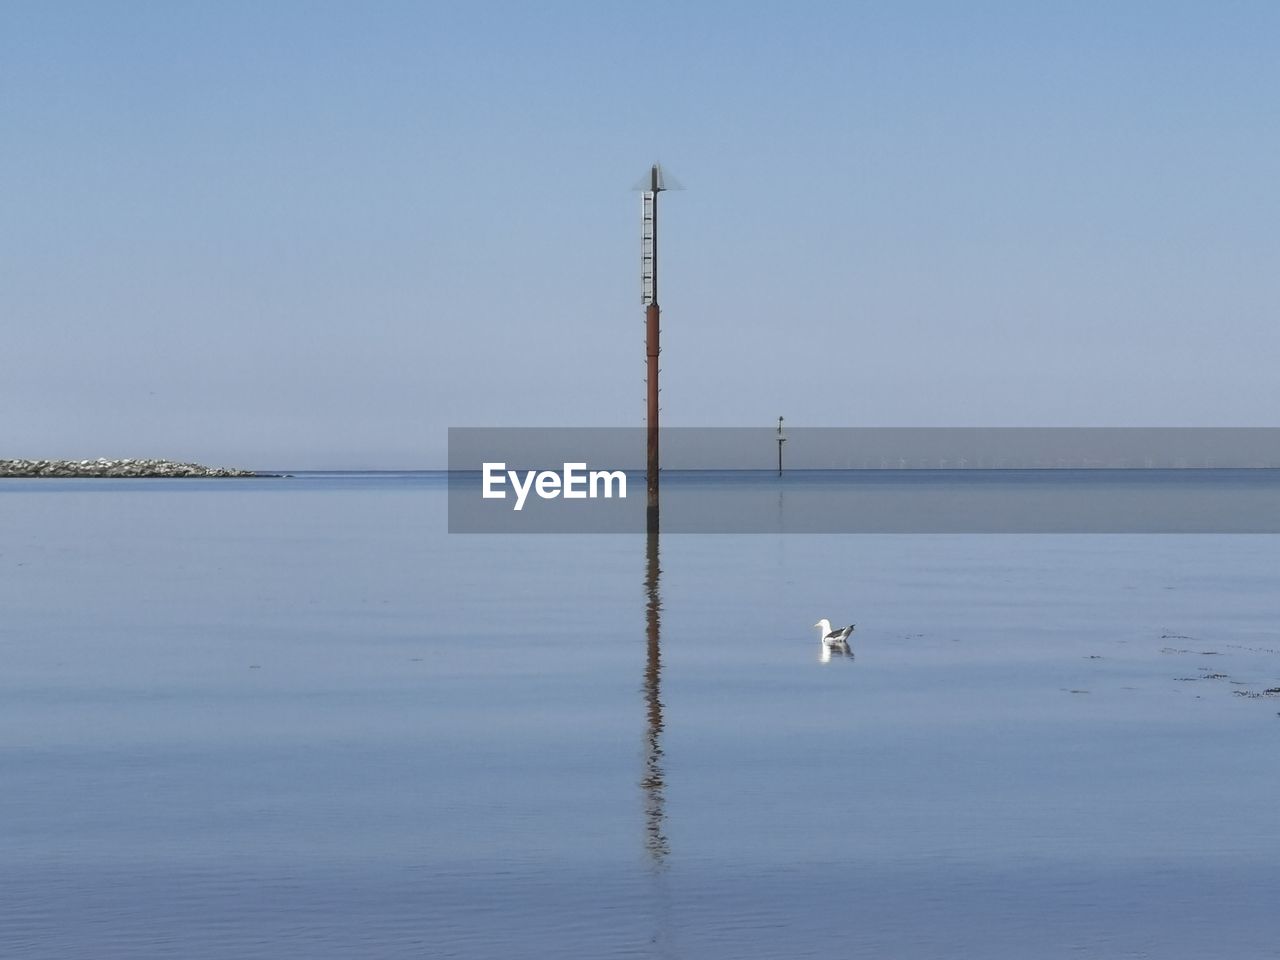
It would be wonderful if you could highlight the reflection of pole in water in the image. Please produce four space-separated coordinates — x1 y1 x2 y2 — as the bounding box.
642 530 669 863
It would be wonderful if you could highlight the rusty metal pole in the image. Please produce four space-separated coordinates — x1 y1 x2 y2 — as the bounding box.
641 164 665 534
646 301 660 532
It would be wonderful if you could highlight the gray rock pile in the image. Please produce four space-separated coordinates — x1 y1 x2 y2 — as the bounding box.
1 458 259 478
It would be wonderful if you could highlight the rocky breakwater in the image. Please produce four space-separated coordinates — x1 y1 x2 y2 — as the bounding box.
1 458 260 478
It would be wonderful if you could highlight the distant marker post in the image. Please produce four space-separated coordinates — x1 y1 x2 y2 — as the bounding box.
777 416 787 476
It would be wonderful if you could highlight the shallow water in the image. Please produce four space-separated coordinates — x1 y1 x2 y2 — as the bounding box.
3 475 1279 958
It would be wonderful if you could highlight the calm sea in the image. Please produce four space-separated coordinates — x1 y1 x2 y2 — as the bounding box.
3 472 1279 958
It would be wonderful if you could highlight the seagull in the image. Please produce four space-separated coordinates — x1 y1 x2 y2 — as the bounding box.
814 618 855 644
814 618 855 663
814 619 855 663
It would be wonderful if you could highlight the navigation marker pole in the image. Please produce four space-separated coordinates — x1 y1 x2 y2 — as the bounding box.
639 164 678 534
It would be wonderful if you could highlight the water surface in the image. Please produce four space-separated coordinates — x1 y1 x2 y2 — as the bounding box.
3 474 1278 957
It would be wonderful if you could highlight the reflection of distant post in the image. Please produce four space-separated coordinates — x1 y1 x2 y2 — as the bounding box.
641 530 669 863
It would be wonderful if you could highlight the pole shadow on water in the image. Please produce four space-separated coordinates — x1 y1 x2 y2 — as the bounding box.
641 530 669 864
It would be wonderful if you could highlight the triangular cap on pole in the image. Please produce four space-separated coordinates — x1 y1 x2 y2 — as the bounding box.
632 163 683 192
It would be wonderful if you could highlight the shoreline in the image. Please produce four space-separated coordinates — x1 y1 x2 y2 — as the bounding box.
0 458 264 478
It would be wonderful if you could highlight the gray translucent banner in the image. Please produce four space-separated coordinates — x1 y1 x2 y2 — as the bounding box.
448 428 1280 533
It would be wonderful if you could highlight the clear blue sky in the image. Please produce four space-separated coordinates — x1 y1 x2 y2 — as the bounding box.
3 1 1277 468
